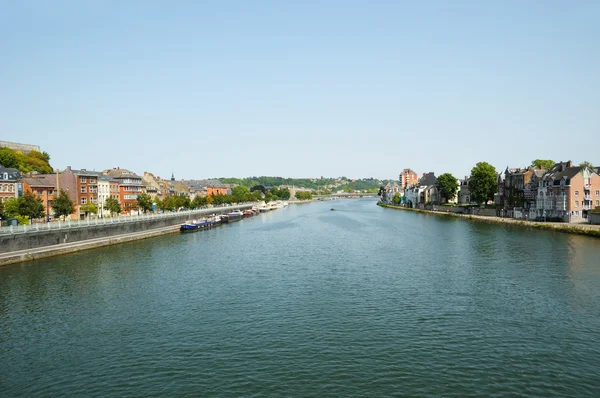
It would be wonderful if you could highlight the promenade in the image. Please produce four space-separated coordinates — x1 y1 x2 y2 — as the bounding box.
379 203 600 238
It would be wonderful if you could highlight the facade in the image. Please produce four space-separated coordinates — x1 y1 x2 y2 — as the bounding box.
381 181 402 204
537 161 600 222
400 169 419 188
142 172 164 200
58 167 101 219
458 177 470 205
98 175 119 217
104 168 143 214
523 167 546 217
22 175 56 220
0 164 21 203
404 173 436 207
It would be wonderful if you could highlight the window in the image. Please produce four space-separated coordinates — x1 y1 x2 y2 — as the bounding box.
575 191 579 196
81 198 87 204
90 178 96 183
596 190 599 196
3 173 7 180
80 177 87 183
80 186 87 193
597 200 600 206
38 189 43 195
48 200 52 206
575 201 579 208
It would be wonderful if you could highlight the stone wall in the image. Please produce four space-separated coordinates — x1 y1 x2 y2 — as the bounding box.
0 205 252 253
0 141 41 154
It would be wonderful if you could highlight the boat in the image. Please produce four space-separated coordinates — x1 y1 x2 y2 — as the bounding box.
258 206 270 213
243 210 253 217
180 219 213 232
330 208 336 211
282 201 289 207
222 210 243 223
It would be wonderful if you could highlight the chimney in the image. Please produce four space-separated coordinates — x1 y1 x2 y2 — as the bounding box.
566 160 572 168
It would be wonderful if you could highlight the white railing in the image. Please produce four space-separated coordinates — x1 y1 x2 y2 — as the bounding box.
0 203 256 236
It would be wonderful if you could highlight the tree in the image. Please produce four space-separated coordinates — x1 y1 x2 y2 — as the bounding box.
53 189 75 219
295 191 313 200
136 193 154 213
250 185 267 194
153 197 162 211
103 197 122 216
191 195 208 209
469 162 498 204
436 173 459 203
531 159 555 169
392 192 401 205
80 202 98 219
232 186 250 203
3 192 45 220
174 195 191 209
252 190 263 201
0 199 4 219
580 161 594 169
3 198 20 218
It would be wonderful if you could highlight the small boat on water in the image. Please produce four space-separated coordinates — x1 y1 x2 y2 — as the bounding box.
243 210 253 217
180 219 213 232
259 206 270 213
222 210 243 223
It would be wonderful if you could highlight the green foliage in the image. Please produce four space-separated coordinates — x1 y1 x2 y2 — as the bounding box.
469 162 498 204
592 206 600 214
531 159 555 169
0 199 4 219
295 191 313 200
579 161 594 169
191 195 208 209
136 193 154 213
53 189 75 219
250 185 267 194
103 197 122 215
436 173 459 203
0 147 53 173
336 179 381 192
174 195 191 209
3 192 45 219
392 192 401 205
252 190 263 201
15 215 30 225
269 187 291 200
80 202 98 217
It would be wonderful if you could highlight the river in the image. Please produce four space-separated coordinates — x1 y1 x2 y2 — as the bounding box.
2 199 600 397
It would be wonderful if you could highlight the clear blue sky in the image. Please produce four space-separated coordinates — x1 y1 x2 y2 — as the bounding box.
1 1 598 180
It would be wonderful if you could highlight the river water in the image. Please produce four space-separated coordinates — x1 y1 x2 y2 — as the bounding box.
2 199 600 397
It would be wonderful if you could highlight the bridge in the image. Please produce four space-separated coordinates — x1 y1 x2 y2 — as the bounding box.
312 193 378 200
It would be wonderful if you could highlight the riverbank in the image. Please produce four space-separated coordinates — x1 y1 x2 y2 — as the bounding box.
378 203 600 238
0 225 181 266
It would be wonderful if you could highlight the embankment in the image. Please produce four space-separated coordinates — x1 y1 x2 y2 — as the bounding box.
0 204 254 266
378 203 600 238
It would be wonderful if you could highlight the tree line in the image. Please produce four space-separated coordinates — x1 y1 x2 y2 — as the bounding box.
0 147 53 174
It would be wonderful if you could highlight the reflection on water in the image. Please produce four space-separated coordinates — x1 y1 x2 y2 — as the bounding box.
1 199 600 397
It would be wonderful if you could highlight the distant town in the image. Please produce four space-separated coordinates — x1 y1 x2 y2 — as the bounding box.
0 141 382 224
381 162 600 225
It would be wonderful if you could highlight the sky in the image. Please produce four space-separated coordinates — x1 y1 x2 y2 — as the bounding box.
1 1 598 181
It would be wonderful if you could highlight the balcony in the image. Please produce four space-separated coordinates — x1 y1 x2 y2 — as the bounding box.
585 184 592 189
584 195 592 200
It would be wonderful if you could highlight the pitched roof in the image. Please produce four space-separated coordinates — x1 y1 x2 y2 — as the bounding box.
105 168 141 179
0 164 20 179
183 179 226 189
419 172 436 187
22 175 56 188
553 167 583 180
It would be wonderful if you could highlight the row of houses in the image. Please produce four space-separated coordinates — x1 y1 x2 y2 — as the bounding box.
0 163 233 220
381 162 600 223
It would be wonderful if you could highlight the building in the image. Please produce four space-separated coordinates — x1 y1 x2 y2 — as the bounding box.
104 168 143 214
0 141 41 154
58 167 101 219
523 167 546 218
537 161 600 222
97 175 120 217
400 169 419 189
0 164 21 203
458 177 470 205
404 172 437 207
22 175 56 220
142 172 164 200
502 166 534 217
182 179 228 198
381 181 402 204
